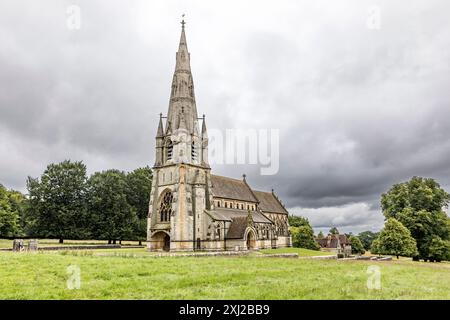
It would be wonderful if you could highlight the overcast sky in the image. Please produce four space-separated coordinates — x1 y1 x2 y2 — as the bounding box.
1 0 449 234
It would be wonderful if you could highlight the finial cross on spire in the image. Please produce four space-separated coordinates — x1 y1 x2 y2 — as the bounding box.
181 14 186 28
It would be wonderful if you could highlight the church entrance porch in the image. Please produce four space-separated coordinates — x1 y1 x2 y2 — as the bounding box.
245 229 257 250
149 231 171 251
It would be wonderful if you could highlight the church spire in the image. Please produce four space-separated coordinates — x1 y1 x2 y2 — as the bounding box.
201 114 207 137
156 113 164 137
166 17 198 134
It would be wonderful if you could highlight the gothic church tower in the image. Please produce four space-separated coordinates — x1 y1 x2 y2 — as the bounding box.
147 20 212 251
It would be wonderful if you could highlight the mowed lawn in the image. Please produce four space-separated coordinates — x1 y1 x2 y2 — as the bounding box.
260 247 334 256
1 251 449 300
0 239 141 249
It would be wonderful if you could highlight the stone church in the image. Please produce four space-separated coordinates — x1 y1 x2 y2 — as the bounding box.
147 21 292 251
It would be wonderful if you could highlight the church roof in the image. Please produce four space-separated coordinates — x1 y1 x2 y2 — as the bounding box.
226 217 248 239
253 190 288 214
206 208 272 224
211 175 258 202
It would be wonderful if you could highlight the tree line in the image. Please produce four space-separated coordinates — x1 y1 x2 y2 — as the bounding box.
289 177 450 262
373 176 450 262
0 160 152 244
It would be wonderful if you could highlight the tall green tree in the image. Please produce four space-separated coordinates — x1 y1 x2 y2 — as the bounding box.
0 184 20 237
288 215 310 228
349 235 365 255
26 160 89 242
88 170 137 243
371 218 418 259
317 231 324 239
428 236 450 262
7 190 28 236
125 167 152 244
357 231 379 251
381 177 450 261
289 216 320 250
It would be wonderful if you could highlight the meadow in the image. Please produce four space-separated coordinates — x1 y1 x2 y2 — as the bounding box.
1 247 449 299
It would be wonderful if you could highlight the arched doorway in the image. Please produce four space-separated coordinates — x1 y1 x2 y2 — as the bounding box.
150 231 171 252
163 234 170 252
246 229 256 250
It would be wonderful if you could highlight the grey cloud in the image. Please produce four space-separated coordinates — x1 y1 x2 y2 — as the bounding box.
1 0 450 233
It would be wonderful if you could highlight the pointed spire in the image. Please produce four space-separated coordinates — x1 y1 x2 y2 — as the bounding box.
201 114 207 137
175 17 190 73
156 113 164 137
179 18 187 49
166 16 198 134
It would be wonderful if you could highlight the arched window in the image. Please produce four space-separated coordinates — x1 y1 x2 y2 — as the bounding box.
217 201 221 208
166 140 173 161
159 190 173 222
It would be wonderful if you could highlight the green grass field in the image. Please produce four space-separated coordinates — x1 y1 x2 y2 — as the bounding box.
0 239 142 249
1 249 449 299
260 247 334 256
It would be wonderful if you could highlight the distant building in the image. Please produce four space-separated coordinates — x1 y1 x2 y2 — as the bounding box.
316 234 352 256
146 20 292 252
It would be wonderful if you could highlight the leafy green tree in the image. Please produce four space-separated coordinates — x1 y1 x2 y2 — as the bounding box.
317 231 324 239
357 231 379 251
26 160 89 243
125 167 152 244
7 190 28 236
428 236 450 262
289 216 320 250
349 235 365 255
329 227 339 235
381 177 450 260
0 184 20 237
371 218 418 259
88 170 137 244
288 215 311 228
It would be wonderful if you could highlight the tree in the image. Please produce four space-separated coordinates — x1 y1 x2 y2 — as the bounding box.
357 231 379 251
0 184 20 237
88 170 137 244
317 231 324 239
349 235 365 255
428 236 450 262
289 216 320 250
381 177 450 261
7 190 28 236
288 215 311 228
27 160 89 242
371 218 418 259
329 227 339 235
125 167 152 244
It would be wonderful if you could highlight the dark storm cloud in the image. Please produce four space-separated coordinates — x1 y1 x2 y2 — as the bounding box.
1 0 450 233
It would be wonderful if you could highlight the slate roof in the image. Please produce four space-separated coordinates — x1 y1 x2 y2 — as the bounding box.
211 175 258 202
339 234 350 245
206 208 272 224
226 217 248 239
253 190 288 214
316 234 350 248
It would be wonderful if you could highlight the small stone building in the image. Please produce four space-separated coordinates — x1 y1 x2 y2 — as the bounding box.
147 20 292 252
316 234 352 256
